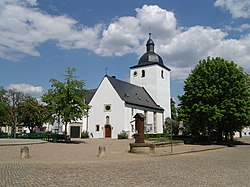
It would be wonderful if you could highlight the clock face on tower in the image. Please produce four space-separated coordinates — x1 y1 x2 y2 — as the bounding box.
133 71 138 77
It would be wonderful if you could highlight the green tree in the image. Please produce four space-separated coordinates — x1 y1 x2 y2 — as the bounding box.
0 87 11 127
164 98 179 135
171 98 178 120
19 95 46 133
6 89 25 137
164 117 179 135
42 67 88 139
178 57 250 141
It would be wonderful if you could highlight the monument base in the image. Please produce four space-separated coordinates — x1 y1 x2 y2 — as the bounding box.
129 143 155 154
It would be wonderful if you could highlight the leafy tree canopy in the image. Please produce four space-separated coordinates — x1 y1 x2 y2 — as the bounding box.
164 117 179 135
5 89 25 134
42 67 89 137
178 57 250 141
0 87 11 126
171 98 178 120
19 95 47 133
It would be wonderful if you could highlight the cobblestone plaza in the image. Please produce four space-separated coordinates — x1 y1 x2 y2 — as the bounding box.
0 138 249 187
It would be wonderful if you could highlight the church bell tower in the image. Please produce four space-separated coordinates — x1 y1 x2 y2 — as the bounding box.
130 33 171 118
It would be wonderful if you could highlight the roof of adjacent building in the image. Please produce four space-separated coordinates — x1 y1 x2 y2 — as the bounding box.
130 33 170 71
85 89 97 104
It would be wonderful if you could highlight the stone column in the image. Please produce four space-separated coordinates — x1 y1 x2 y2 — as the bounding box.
20 146 29 159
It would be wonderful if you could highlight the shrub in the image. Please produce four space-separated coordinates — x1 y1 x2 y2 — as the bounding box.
117 130 128 139
81 131 89 138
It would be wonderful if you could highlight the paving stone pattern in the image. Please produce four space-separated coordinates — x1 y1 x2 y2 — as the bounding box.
0 138 250 186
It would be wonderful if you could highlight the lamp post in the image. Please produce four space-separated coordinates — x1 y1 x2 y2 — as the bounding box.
170 120 173 153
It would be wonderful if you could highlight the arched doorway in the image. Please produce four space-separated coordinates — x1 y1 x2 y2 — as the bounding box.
105 124 112 138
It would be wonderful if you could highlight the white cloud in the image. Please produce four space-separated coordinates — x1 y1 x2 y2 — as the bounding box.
169 66 193 81
214 0 250 18
7 83 44 95
1 2 250 81
225 23 250 32
95 5 178 56
211 34 250 72
0 0 102 60
160 26 227 66
164 26 250 79
94 5 250 80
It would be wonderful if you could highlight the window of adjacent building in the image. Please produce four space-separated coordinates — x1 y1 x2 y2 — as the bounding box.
104 104 111 112
96 125 100 132
18 127 22 132
142 70 145 77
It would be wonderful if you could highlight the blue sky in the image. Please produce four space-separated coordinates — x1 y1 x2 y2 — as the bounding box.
1 0 250 102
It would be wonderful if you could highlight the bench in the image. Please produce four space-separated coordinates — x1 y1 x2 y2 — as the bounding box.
129 143 155 153
47 134 71 142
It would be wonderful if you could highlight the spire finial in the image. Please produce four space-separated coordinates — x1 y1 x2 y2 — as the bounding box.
149 32 152 39
105 67 108 75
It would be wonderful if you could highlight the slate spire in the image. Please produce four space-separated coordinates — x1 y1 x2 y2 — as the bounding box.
146 33 154 52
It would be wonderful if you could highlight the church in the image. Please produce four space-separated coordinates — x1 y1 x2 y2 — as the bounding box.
69 34 171 139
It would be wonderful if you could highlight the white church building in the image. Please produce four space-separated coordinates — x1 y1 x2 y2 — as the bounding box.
68 34 171 139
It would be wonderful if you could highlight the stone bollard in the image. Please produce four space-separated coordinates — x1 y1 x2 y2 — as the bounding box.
97 145 106 157
20 146 29 159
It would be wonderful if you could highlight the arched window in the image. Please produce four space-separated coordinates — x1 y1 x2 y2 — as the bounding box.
142 70 145 77
161 70 164 79
106 116 110 124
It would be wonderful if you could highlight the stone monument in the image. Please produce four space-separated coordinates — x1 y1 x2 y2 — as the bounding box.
178 121 184 135
20 146 29 159
129 113 155 153
134 113 145 143
97 145 106 157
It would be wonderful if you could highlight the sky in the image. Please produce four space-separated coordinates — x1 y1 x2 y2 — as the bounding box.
1 0 250 102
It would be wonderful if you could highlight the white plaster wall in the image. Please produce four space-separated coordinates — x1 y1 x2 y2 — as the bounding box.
81 116 88 132
156 66 171 119
130 65 171 119
124 107 135 138
242 126 250 137
88 77 127 139
86 75 165 139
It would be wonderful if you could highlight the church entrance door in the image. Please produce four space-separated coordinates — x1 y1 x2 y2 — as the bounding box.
105 125 111 138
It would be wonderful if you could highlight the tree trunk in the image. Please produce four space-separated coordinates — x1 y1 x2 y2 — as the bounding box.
230 132 234 141
207 124 212 144
225 131 228 141
64 122 68 141
217 126 223 142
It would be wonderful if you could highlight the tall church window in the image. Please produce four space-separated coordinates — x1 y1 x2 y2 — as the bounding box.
106 116 110 124
142 70 145 77
161 70 164 79
153 112 157 133
96 124 100 131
